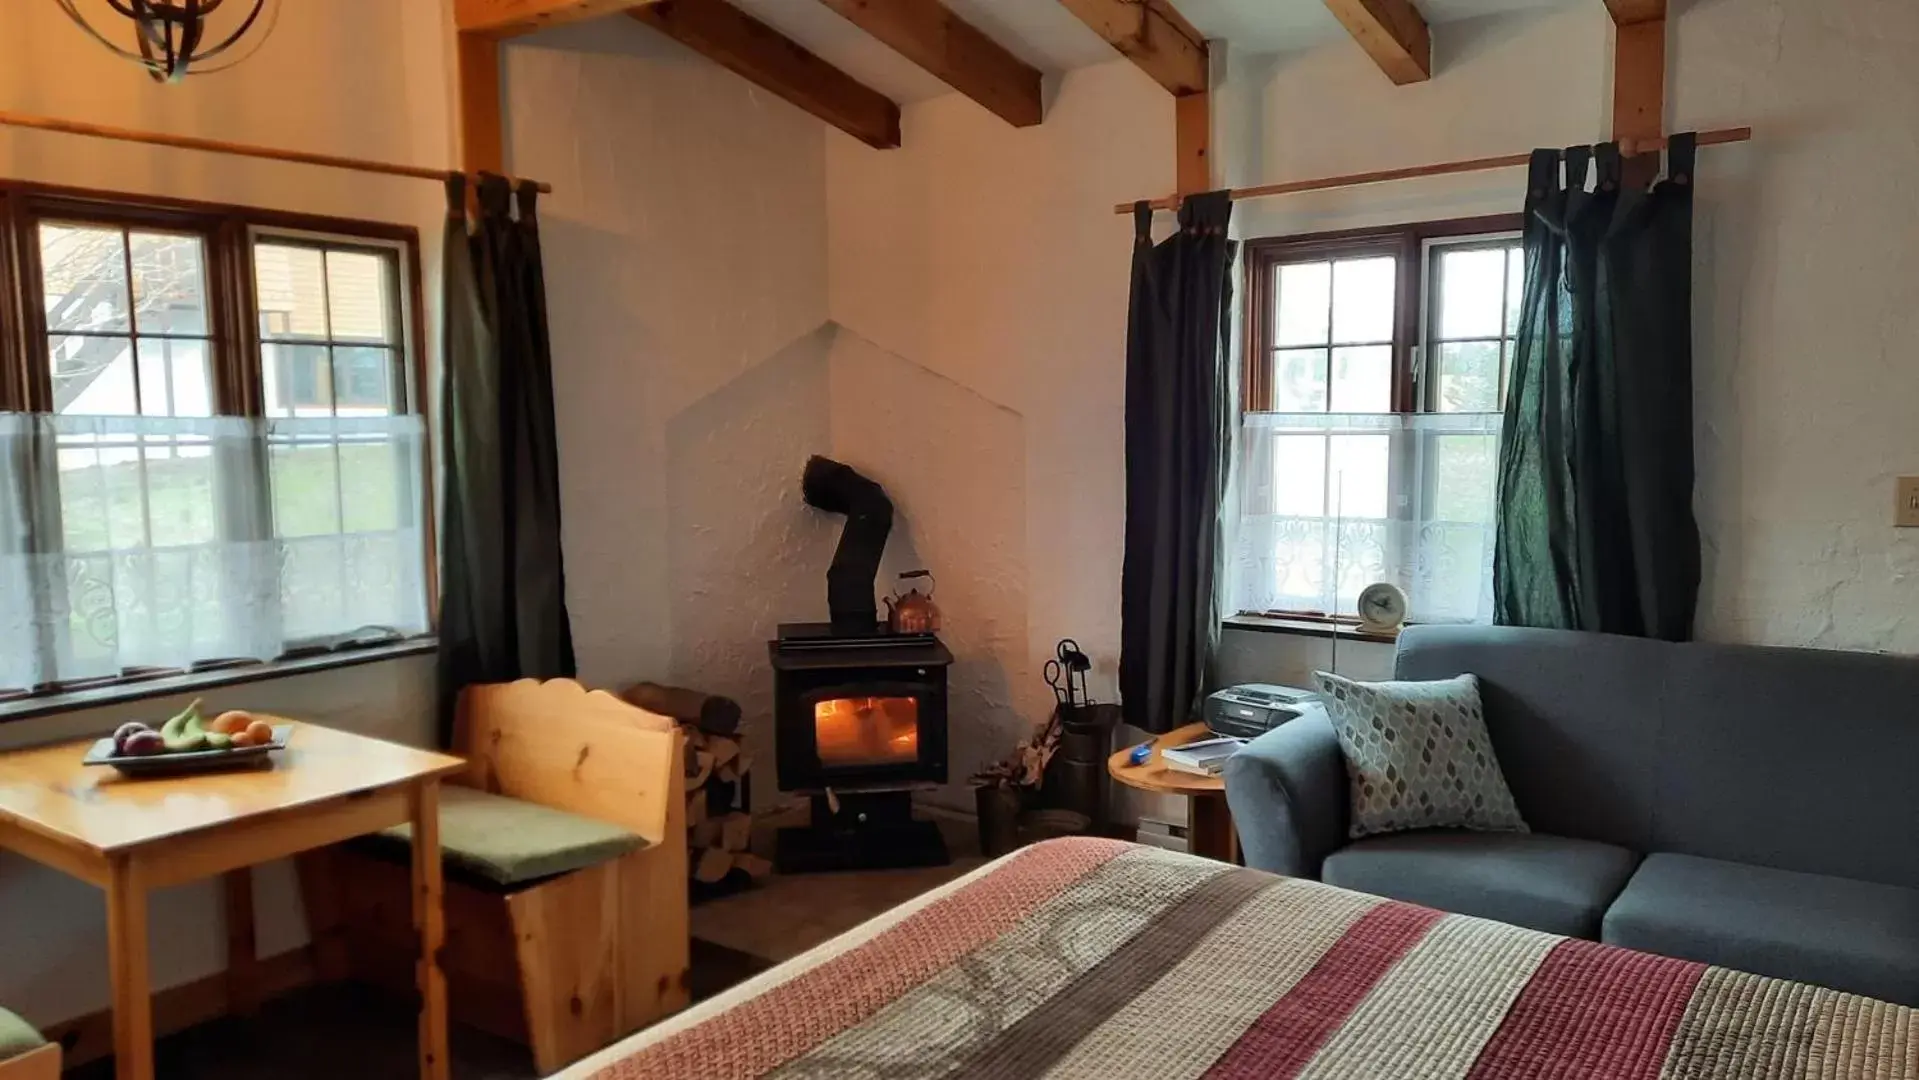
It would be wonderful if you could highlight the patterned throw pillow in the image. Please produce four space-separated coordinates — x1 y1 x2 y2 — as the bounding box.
1314 671 1527 839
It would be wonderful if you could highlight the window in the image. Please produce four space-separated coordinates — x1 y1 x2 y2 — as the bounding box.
0 183 432 702
1234 217 1523 626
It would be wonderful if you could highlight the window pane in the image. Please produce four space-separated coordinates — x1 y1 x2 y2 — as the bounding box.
1435 341 1502 413
332 346 395 415
1329 345 1392 412
50 334 136 415
129 232 209 336
325 251 394 344
143 436 219 549
271 440 343 537
263 343 332 417
1328 434 1390 520
340 439 407 534
254 243 330 339
1438 247 1508 339
1433 434 1497 524
1505 246 1525 337
1332 257 1395 344
1272 348 1328 412
41 223 131 333
1271 435 1326 517
135 339 213 418
1274 262 1331 347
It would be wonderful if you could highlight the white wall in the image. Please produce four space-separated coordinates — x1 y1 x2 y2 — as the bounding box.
0 1 452 1027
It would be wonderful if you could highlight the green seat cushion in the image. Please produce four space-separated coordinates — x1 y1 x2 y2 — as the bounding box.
0 1007 46 1061
366 785 647 886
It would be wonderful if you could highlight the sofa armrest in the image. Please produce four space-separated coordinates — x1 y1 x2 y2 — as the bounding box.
1223 709 1349 878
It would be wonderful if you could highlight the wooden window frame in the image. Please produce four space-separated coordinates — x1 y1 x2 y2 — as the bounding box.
1236 213 1523 629
0 178 436 707
1241 214 1525 415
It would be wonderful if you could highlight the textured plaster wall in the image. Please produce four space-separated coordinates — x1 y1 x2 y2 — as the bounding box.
825 61 1173 809
0 2 451 1027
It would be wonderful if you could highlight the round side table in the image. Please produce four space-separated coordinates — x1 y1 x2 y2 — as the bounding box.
1106 722 1239 863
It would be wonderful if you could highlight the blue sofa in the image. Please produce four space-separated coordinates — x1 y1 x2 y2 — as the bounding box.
1224 624 1919 1006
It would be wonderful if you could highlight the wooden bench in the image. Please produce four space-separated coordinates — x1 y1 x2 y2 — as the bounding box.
299 679 689 1073
0 1009 58 1080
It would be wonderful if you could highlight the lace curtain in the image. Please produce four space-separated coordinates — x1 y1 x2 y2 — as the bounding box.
1230 411 1503 625
0 412 429 691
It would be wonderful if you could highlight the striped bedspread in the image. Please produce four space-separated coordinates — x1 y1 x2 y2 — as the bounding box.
580 838 1917 1079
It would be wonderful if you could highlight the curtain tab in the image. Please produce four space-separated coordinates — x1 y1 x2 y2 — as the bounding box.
1526 149 1559 202
1564 145 1593 193
443 172 467 219
1666 131 1698 186
514 180 540 223
476 172 513 220
1134 200 1154 242
1594 142 1623 191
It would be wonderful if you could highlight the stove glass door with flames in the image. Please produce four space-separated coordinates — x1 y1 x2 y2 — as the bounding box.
813 696 920 768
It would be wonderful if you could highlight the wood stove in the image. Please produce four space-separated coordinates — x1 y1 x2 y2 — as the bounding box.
769 625 953 872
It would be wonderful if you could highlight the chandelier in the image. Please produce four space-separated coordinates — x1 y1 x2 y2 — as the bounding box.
55 0 279 83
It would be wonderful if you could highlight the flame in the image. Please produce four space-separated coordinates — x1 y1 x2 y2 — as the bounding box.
814 696 920 767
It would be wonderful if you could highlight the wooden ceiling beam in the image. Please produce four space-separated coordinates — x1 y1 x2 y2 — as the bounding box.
1320 0 1431 85
813 0 1043 128
1604 0 1667 25
456 0 657 38
628 0 902 149
1056 0 1208 97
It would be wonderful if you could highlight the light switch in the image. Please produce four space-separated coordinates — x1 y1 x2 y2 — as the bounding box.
1898 478 1919 528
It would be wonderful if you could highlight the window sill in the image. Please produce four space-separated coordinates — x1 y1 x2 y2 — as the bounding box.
0 639 437 724
1223 614 1401 645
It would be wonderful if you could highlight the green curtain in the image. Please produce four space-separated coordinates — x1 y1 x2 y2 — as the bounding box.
1120 192 1236 734
437 174 576 742
1494 136 1700 640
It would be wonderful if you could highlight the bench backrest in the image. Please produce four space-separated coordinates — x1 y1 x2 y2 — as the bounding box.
452 678 683 846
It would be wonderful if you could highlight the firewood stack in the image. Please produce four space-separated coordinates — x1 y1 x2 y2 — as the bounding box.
622 682 772 890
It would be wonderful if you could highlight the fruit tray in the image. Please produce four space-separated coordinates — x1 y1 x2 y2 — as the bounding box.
82 725 292 776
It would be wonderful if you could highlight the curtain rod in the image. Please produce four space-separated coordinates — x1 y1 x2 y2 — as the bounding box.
1115 126 1752 214
0 109 553 194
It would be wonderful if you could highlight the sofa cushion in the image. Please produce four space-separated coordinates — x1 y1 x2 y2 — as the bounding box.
0 1007 45 1061
364 785 648 887
1321 830 1639 939
1603 853 1919 1006
1315 672 1527 839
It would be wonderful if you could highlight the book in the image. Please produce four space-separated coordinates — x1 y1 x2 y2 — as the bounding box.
1161 736 1246 776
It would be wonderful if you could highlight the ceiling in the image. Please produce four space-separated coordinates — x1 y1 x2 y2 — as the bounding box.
724 0 1579 105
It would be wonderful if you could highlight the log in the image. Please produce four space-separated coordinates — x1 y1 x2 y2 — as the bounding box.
708 736 741 771
694 847 734 884
719 812 753 853
687 750 716 790
734 853 773 879
622 682 743 736
686 793 709 829
690 818 724 849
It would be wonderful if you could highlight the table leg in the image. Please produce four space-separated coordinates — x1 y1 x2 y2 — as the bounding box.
1188 794 1240 864
411 779 449 1080
223 868 260 1016
106 859 153 1080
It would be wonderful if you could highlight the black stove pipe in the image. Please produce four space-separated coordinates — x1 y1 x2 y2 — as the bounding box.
801 456 893 633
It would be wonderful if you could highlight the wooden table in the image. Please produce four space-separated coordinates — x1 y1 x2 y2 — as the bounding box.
1107 722 1239 863
0 723 464 1080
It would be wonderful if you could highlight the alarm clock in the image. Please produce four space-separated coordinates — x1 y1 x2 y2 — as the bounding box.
1356 582 1409 633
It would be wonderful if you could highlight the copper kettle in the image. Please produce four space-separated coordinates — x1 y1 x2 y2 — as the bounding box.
884 570 941 634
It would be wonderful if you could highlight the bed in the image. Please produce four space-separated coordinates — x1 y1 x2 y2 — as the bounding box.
561 837 1917 1079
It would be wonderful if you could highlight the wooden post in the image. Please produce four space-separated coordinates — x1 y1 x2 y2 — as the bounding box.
1609 2 1666 186
105 859 153 1080
456 32 506 176
411 780 449 1080
1175 91 1211 196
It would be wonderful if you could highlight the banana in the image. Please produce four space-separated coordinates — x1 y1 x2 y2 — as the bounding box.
160 697 210 753
204 732 234 751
